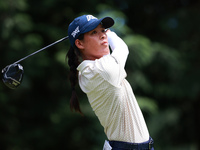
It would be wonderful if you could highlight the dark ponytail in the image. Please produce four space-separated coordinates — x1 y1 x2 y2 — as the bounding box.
66 46 82 114
66 34 84 114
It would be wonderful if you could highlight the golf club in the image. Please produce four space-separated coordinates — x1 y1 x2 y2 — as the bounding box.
2 36 69 89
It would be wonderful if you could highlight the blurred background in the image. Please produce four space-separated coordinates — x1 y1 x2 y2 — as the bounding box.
0 0 200 149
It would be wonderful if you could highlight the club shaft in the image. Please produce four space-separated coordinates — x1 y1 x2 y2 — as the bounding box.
13 36 69 64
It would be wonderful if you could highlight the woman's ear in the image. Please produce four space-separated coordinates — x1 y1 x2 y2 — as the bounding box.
75 39 84 50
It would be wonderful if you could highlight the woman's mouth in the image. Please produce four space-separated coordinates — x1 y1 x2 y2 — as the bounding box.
101 41 108 46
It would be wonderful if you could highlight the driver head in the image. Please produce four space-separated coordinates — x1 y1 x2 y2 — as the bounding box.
2 64 24 89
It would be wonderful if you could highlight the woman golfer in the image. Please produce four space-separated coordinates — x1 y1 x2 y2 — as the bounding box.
66 14 154 150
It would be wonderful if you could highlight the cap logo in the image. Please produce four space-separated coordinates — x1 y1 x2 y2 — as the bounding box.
71 26 80 38
86 15 97 21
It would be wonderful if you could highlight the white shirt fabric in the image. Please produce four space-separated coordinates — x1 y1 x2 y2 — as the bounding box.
77 31 149 143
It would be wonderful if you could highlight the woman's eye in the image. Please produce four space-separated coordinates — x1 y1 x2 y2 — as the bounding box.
92 31 97 34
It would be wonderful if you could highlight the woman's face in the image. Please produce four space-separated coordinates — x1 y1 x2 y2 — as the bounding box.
75 24 110 60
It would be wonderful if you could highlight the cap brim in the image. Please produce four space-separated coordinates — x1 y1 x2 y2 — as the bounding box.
101 17 115 28
82 17 114 34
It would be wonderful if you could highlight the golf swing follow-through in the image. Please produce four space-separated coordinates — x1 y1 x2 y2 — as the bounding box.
1 36 68 89
2 14 154 150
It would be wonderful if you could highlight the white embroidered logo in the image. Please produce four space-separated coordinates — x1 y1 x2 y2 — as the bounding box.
86 15 97 21
71 26 80 38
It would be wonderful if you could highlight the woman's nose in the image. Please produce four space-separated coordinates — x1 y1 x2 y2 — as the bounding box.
100 32 106 39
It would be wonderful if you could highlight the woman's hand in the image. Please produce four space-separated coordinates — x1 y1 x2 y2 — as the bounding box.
106 28 111 33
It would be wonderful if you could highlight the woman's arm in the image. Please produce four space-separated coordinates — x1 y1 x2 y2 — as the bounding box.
106 30 129 68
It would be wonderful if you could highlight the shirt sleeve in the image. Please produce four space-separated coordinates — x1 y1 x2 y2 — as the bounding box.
93 31 129 87
107 31 129 68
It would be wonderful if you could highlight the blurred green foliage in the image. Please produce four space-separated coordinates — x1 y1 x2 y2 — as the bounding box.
1 0 200 150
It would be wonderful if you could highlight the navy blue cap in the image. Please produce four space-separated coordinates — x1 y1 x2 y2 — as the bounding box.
68 15 114 47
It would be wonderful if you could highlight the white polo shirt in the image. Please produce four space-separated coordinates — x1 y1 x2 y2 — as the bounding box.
77 31 149 143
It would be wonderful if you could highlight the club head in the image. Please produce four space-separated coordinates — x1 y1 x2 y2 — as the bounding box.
2 64 24 89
